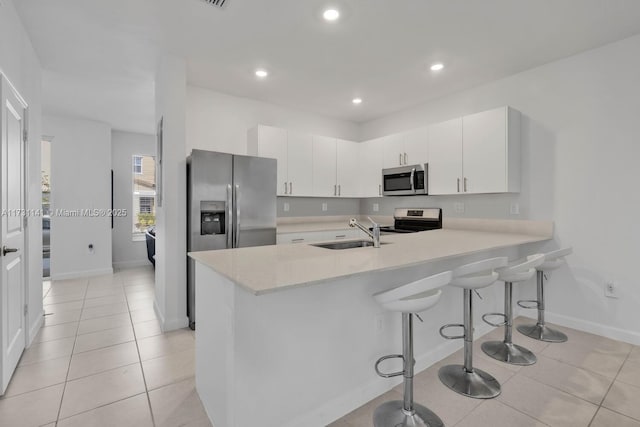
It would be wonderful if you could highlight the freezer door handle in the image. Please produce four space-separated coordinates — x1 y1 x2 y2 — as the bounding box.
234 184 240 248
226 184 233 248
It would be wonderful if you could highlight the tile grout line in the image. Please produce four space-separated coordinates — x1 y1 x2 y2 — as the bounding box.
53 278 89 426
122 276 158 427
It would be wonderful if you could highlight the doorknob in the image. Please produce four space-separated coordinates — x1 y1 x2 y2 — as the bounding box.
2 246 18 256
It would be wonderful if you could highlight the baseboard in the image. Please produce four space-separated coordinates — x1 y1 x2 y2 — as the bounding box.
27 310 44 348
284 323 494 427
51 267 114 281
518 311 640 346
113 260 151 270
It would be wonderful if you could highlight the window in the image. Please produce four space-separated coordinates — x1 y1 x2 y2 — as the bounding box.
133 156 143 175
132 155 156 238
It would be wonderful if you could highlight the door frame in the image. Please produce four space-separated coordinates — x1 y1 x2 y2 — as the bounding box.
0 71 32 353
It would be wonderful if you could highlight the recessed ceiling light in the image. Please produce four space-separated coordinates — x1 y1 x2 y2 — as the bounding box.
430 63 444 71
352 98 362 105
323 9 340 21
255 69 268 78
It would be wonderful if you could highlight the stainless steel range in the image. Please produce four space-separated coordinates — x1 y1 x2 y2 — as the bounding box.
378 208 442 234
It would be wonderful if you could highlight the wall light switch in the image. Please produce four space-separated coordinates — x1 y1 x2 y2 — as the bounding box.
373 203 379 212
510 203 520 215
454 202 465 213
322 203 328 212
283 202 290 212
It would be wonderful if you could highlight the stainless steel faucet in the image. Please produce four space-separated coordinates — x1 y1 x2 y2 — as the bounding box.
349 217 381 248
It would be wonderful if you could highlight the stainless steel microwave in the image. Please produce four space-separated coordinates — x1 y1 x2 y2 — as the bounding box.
382 164 428 196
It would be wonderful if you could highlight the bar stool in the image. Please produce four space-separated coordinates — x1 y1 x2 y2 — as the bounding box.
438 257 508 399
517 247 573 343
372 271 453 427
481 254 545 365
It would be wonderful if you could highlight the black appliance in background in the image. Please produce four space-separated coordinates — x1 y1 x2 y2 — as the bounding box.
376 208 442 234
145 226 156 268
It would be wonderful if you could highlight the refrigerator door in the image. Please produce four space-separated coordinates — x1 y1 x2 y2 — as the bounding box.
232 155 277 248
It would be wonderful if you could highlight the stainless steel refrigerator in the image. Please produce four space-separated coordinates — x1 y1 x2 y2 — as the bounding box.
187 149 276 329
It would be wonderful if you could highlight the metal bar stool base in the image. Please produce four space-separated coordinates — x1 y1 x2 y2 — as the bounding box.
438 364 501 399
517 323 568 343
481 341 537 365
374 401 444 427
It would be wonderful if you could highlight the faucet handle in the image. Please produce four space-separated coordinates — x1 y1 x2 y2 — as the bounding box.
367 217 379 228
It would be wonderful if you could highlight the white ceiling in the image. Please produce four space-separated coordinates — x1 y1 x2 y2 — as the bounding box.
15 0 640 134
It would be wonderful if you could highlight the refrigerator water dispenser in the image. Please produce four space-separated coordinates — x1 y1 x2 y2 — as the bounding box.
200 201 225 235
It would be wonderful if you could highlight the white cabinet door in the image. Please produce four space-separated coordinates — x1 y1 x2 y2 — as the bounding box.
359 138 384 197
287 130 313 196
336 140 360 197
382 134 404 169
463 108 507 194
256 126 288 196
428 118 463 195
402 127 428 166
312 135 337 197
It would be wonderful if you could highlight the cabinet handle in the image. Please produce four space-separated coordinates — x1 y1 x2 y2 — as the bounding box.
404 153 408 165
464 177 468 192
292 238 305 243
334 184 337 196
335 234 347 239
289 182 293 195
338 184 341 196
284 182 288 195
379 184 382 196
399 153 403 165
457 178 460 193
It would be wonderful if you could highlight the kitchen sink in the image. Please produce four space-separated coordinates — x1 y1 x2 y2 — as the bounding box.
311 240 388 250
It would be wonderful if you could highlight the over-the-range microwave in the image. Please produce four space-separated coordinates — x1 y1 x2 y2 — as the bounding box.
382 164 428 196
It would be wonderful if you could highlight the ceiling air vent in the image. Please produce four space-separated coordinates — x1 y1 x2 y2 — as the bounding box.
203 0 227 7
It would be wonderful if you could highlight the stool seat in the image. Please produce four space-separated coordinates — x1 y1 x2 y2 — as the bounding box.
372 271 452 427
538 247 572 271
482 253 545 366
450 257 508 289
374 271 452 313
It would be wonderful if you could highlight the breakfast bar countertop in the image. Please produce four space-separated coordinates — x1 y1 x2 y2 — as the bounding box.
189 218 553 296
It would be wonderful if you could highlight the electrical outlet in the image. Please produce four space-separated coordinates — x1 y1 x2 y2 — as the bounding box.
454 202 465 213
88 243 94 254
374 313 385 334
604 281 619 298
322 202 328 212
510 203 520 215
372 203 379 212
283 202 290 212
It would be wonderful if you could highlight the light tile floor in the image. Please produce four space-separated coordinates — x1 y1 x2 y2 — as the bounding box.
0 266 212 427
331 317 640 427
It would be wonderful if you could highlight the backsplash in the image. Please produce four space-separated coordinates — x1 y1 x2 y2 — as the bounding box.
277 197 361 217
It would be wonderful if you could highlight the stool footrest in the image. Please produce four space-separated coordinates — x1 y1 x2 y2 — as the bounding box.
482 312 508 327
439 323 465 340
374 354 404 378
517 299 539 309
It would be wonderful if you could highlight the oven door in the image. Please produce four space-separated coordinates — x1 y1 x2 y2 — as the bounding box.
382 165 426 196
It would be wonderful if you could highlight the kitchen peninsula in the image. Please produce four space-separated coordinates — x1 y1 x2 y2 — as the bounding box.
189 219 553 427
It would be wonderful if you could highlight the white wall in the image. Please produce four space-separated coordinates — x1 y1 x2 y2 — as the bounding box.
111 130 156 269
186 86 361 155
43 114 113 279
0 0 43 344
361 34 640 343
154 56 188 331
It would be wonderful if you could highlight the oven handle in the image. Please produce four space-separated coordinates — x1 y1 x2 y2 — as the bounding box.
409 168 416 192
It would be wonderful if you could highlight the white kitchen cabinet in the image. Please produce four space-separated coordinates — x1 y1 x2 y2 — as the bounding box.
402 127 429 166
312 135 338 197
248 125 314 196
336 139 360 197
287 130 313 196
382 134 405 169
462 107 521 194
248 125 288 195
359 137 384 197
428 118 463 195
276 228 361 244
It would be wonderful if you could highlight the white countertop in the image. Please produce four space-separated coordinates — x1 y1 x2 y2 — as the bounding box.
189 219 553 296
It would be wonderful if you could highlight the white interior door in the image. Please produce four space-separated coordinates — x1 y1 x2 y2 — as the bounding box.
0 76 27 395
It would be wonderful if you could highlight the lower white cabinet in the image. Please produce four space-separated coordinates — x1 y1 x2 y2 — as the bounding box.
277 229 363 245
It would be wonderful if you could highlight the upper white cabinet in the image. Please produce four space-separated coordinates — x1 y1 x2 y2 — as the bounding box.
248 125 314 196
381 128 429 168
428 107 520 195
312 135 338 197
336 139 360 197
462 107 520 194
359 137 384 197
428 118 463 195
